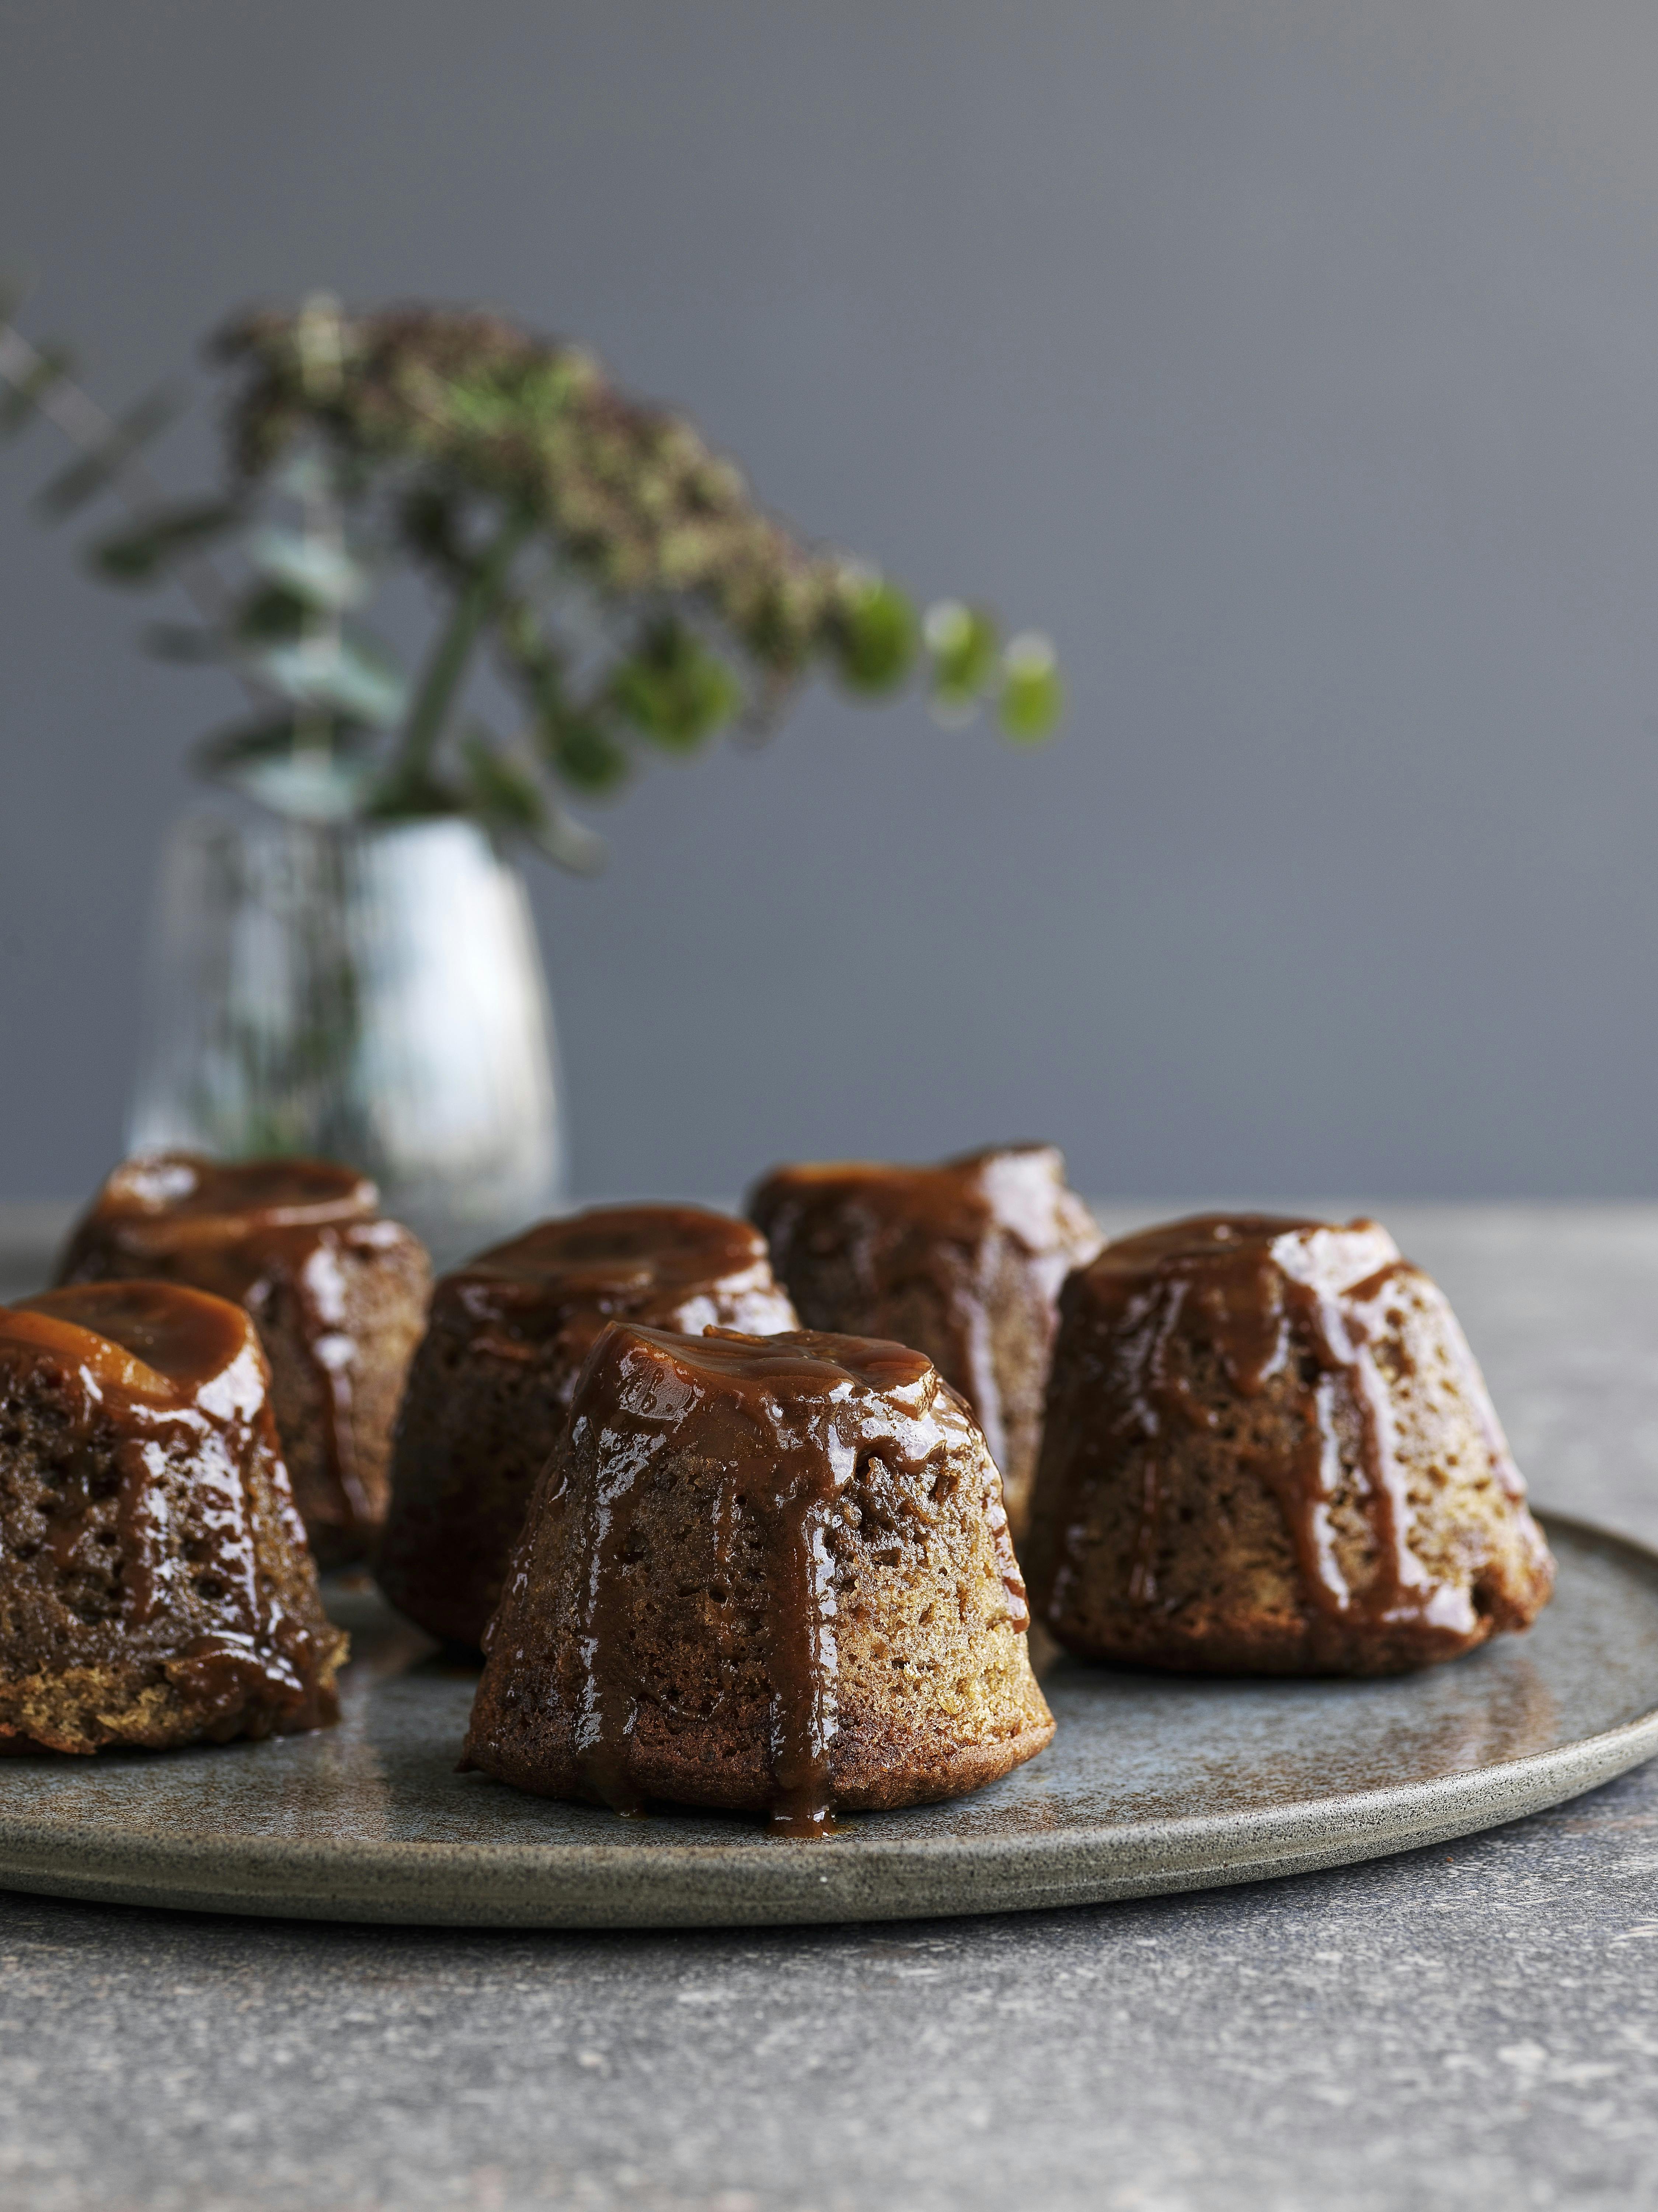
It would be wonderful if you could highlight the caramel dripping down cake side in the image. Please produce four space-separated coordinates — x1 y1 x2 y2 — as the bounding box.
55 1152 431 1566
747 1145 1102 1544
1022 1214 1555 1677
461 1322 1054 1832
376 1206 799 1649
0 1280 346 1753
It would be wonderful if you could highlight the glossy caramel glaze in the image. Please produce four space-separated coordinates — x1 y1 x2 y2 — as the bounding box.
7 1279 261 1409
748 1145 1101 1536
376 1207 799 1649
1024 1214 1554 1673
0 1281 345 1749
56 1153 429 1559
69 1154 376 1243
462 1322 1048 1833
446 1205 791 1354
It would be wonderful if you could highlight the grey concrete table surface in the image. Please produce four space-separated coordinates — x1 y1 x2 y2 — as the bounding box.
4 1200 1658 2212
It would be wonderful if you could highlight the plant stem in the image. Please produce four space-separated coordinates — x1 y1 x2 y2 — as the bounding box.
393 504 534 786
294 297 345 761
295 439 344 765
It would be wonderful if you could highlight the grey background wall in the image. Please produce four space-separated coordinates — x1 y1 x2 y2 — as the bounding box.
3 0 1658 1204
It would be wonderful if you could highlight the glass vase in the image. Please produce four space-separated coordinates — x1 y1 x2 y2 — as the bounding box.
127 808 566 1265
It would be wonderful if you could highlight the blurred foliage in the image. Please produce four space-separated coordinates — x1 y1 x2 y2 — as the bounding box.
0 294 1062 868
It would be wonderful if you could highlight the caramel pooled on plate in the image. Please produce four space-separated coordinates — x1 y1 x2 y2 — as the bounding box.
0 1280 346 1753
1023 1213 1555 1676
748 1145 1101 1539
57 1152 431 1564
461 1322 1053 1831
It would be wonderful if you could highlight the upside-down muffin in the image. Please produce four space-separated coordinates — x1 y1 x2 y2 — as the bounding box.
461 1322 1053 1830
0 1280 345 1752
1023 1213 1554 1676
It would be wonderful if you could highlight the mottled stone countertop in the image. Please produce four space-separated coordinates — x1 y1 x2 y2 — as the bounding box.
3 1201 1658 2212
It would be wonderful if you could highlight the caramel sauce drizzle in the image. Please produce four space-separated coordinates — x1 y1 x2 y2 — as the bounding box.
444 1209 799 1460
1066 1215 1481 1646
0 1282 325 1706
749 1147 1101 1489
565 1325 1003 1837
57 1153 386 1531
449 1207 794 1346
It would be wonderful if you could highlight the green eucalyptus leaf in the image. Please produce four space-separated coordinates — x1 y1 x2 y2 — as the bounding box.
33 388 179 517
246 524 370 608
88 498 242 585
998 633 1063 743
923 599 999 716
251 640 330 703
337 628 411 718
193 711 379 821
610 618 741 752
194 709 376 769
541 710 631 795
194 711 318 771
234 580 310 646
531 803 607 875
458 730 609 870
460 729 548 834
830 574 917 693
0 344 74 441
252 630 407 726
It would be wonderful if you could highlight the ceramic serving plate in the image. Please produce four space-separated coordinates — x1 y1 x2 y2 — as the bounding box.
0 1512 1651 1928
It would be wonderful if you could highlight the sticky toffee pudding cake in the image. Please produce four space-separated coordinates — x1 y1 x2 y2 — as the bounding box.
748 1145 1101 1540
57 1152 431 1565
376 1206 799 1649
0 1281 345 1753
1023 1214 1554 1676
460 1323 1053 1830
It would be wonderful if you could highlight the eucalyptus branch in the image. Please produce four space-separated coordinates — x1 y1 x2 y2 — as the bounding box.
6 296 1063 864
395 505 535 790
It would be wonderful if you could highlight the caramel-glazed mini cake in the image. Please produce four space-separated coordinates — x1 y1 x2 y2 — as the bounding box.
461 1323 1053 1830
0 1281 346 1753
376 1206 799 1648
1023 1214 1555 1676
56 1153 431 1565
748 1145 1101 1540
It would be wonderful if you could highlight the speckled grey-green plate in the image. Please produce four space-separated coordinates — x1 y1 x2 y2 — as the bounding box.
0 1510 1652 1928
